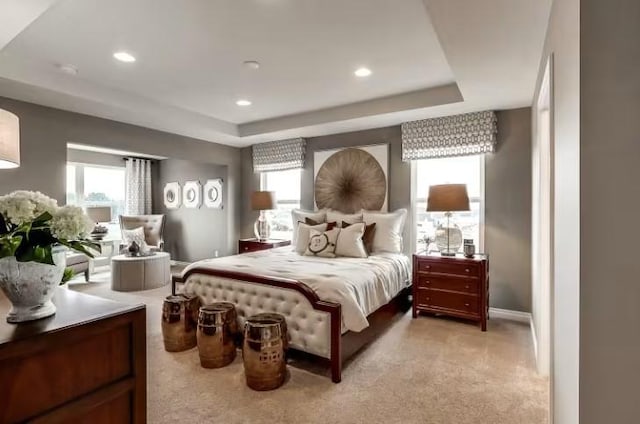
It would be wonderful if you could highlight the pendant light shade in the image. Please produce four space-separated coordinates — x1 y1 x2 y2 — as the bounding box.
0 109 20 169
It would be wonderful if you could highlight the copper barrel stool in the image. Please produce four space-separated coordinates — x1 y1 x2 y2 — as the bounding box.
214 301 241 346
243 314 288 391
250 312 288 353
162 294 200 352
197 303 238 368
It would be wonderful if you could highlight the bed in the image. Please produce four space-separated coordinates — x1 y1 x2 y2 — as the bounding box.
172 246 410 383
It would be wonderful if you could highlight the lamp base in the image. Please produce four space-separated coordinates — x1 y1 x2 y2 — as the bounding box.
434 219 463 255
253 211 271 241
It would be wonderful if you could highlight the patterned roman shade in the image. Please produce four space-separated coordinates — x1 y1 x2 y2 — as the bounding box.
401 111 497 161
252 138 306 172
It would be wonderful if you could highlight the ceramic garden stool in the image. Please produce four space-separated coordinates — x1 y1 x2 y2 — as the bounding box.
242 313 288 391
161 294 200 352
196 303 238 368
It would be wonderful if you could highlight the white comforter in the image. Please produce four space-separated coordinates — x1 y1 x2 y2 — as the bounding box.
183 247 410 332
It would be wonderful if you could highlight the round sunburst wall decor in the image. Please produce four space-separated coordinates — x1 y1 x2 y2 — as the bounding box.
315 148 386 213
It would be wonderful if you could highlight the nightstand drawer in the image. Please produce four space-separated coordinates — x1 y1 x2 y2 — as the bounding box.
416 275 478 294
415 289 479 314
417 260 479 277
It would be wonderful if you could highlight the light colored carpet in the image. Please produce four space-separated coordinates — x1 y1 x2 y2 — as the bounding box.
69 271 549 424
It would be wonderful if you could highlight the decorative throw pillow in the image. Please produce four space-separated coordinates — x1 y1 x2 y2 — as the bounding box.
291 209 326 244
335 222 367 258
295 222 328 254
305 217 337 230
121 226 150 253
326 209 363 227
305 228 340 258
342 221 376 255
362 209 407 254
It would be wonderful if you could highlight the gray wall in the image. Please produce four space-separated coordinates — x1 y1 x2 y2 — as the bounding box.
242 108 532 312
153 159 228 262
67 149 126 168
0 96 242 256
580 0 640 422
532 0 581 422
485 108 532 312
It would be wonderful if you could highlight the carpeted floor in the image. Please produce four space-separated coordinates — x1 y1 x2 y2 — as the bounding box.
69 270 549 424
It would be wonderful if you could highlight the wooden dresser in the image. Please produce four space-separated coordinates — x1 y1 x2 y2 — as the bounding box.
238 238 291 253
0 288 146 423
412 252 489 331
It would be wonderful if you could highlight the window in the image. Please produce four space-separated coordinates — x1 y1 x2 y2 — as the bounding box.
260 169 302 240
66 163 126 237
415 155 484 252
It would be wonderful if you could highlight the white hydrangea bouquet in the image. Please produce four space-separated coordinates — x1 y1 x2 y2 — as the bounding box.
0 191 100 322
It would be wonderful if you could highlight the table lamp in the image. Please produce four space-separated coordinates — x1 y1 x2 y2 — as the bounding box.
251 191 276 241
426 184 470 256
86 206 112 240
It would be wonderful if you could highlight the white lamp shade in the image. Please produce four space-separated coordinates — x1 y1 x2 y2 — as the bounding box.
0 109 19 169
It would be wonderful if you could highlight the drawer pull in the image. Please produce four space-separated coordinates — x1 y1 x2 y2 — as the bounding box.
426 297 430 301
425 265 431 269
425 280 430 284
464 303 470 307
465 285 470 289
465 268 470 273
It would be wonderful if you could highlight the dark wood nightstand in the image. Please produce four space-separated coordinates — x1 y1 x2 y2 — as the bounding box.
412 252 489 331
238 238 291 254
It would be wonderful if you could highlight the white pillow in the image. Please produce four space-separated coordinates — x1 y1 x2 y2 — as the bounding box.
362 209 407 253
291 209 327 244
326 209 363 227
295 222 328 254
335 222 367 258
304 227 340 258
121 226 150 253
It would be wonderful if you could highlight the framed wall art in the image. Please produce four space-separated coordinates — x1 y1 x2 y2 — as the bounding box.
204 178 223 209
183 180 202 209
163 182 181 209
313 144 389 212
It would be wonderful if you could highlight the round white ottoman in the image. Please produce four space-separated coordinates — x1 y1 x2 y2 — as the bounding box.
111 252 171 292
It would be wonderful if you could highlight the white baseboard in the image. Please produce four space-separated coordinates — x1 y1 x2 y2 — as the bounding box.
489 307 531 323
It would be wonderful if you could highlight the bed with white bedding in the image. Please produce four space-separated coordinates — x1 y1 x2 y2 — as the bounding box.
173 246 410 383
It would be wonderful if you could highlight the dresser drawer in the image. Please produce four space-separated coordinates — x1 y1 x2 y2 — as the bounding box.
416 274 478 294
416 259 479 277
415 288 479 315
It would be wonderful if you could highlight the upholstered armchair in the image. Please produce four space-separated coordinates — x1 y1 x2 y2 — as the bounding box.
119 215 166 252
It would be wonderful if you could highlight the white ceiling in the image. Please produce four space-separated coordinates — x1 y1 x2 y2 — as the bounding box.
0 0 552 147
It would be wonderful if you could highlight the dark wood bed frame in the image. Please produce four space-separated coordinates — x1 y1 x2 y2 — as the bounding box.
172 268 411 383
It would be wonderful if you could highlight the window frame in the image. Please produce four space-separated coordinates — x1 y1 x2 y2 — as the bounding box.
411 155 486 253
259 169 302 240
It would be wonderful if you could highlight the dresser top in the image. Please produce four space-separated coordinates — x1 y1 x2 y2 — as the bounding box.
414 251 488 262
0 288 144 346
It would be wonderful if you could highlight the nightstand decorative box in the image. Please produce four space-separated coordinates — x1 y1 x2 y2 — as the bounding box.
412 252 489 331
238 238 291 254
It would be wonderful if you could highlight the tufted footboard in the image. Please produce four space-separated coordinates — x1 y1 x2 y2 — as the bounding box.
172 268 343 382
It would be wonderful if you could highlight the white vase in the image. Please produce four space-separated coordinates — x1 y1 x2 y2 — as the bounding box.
0 246 66 323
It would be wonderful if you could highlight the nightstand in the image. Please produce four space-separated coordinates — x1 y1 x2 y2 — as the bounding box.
238 238 291 254
412 252 489 331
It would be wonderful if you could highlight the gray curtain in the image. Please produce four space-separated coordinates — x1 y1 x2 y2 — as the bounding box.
401 111 497 161
252 137 306 172
125 158 152 215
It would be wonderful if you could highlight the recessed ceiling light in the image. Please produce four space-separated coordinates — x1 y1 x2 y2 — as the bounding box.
113 51 136 63
243 60 260 70
57 64 78 76
354 67 372 77
236 99 252 106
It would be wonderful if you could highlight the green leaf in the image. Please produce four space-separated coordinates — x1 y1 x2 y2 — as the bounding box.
61 268 75 284
57 239 99 258
0 235 22 258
